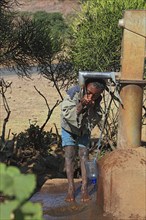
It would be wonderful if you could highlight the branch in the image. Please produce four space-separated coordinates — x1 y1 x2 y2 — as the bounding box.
34 86 61 132
0 78 12 144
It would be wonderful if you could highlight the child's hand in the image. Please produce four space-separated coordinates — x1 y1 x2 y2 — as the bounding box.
81 94 95 106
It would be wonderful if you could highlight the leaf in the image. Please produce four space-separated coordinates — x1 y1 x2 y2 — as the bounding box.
0 164 36 201
0 174 14 196
20 202 43 220
0 163 6 174
0 201 18 220
7 166 20 177
0 164 42 220
13 174 36 201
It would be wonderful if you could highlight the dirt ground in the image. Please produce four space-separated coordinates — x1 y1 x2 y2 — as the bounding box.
14 0 80 16
0 73 64 137
0 73 145 142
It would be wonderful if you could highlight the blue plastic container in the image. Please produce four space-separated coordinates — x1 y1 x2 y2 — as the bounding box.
85 159 98 185
91 177 97 185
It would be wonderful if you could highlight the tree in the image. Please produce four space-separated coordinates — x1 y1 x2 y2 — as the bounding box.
0 1 74 95
69 0 146 72
31 11 75 93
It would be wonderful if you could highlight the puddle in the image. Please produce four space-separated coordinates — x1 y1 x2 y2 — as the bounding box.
42 200 114 220
44 203 88 217
30 179 116 220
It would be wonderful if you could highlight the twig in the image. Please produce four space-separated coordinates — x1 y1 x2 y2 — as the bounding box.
34 85 61 132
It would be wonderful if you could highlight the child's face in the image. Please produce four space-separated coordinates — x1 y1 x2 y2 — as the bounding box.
86 83 103 101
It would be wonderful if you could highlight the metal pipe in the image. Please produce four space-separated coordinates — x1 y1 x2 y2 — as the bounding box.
79 71 119 87
117 84 143 148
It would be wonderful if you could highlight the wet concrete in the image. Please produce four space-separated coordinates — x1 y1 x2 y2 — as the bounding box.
30 178 114 220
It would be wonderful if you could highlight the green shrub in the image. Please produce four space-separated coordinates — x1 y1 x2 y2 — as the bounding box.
32 11 68 50
16 124 60 152
69 0 146 72
0 163 44 220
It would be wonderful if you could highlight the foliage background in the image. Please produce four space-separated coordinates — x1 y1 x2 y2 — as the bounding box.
69 0 146 73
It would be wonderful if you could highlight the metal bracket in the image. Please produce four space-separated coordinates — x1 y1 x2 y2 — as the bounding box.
118 79 146 86
78 71 123 105
78 71 120 87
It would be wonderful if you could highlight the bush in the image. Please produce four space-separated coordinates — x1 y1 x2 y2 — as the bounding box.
69 0 146 72
16 124 57 152
0 163 43 220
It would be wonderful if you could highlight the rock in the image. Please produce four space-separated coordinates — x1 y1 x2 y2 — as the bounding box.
97 147 146 220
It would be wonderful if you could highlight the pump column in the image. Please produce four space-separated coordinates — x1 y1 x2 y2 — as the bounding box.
117 10 146 149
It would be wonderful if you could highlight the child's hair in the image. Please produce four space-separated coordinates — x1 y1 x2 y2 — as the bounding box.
85 78 106 90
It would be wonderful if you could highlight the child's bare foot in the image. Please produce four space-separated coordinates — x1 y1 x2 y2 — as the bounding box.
81 189 91 202
65 189 75 202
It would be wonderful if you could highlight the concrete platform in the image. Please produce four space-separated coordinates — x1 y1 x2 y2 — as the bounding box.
30 178 110 220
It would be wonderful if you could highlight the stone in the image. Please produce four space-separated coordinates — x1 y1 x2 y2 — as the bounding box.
97 147 146 220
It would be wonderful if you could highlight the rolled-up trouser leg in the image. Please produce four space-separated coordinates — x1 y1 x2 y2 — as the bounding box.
64 146 76 201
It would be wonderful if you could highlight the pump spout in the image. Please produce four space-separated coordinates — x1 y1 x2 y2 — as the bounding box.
79 71 120 87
